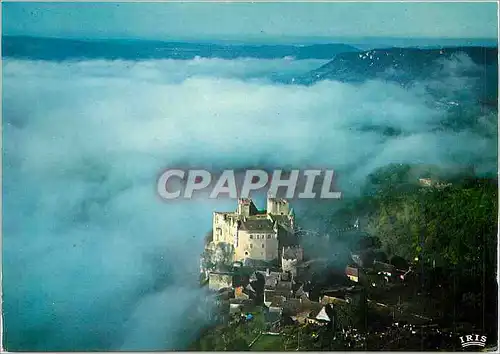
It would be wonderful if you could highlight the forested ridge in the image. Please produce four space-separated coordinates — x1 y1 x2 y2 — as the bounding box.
338 163 497 275
330 164 498 345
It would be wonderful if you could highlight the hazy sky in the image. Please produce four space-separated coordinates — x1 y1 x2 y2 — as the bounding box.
3 2 498 41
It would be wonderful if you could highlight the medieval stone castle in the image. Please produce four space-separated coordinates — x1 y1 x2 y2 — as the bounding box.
210 197 301 265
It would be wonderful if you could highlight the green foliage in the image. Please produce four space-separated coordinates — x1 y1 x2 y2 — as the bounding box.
192 310 267 351
281 324 337 351
374 177 496 273
250 334 283 351
336 164 498 276
326 167 497 339
335 290 368 332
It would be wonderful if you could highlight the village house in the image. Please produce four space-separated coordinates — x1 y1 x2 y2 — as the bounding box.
259 269 282 288
320 293 348 305
229 298 254 315
282 245 304 276
346 265 361 283
320 285 365 306
307 304 335 326
294 284 310 301
418 178 433 187
264 290 323 325
235 284 257 300
418 177 452 189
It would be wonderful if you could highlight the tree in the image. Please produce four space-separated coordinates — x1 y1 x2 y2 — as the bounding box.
363 176 496 274
335 288 368 332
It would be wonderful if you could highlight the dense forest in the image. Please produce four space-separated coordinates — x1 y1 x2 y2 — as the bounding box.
330 164 498 344
338 163 497 276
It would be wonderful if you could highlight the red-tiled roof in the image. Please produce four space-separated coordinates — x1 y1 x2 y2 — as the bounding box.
346 266 359 277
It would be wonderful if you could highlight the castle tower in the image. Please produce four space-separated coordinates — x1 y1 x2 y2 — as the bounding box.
266 197 290 215
237 198 258 217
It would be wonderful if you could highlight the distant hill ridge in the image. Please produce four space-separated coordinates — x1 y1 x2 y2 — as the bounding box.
300 46 498 85
2 35 360 60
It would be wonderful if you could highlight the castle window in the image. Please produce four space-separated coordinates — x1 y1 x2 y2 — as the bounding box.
250 235 253 239
267 234 271 239
262 244 265 248
250 244 253 249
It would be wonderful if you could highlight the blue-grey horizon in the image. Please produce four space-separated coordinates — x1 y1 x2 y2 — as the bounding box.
3 2 498 42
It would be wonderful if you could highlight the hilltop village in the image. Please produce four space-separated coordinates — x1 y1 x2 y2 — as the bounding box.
197 197 426 350
200 197 327 321
193 170 497 351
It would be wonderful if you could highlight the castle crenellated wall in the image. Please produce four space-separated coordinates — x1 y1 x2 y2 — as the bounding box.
266 198 290 216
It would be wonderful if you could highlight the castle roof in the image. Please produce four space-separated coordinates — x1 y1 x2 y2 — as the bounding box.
269 214 290 224
239 218 274 232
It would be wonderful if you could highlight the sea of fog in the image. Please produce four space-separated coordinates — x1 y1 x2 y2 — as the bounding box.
2 50 497 350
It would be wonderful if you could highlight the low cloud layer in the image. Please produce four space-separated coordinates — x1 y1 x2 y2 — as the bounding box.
2 55 496 350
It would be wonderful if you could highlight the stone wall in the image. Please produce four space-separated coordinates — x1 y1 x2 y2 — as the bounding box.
234 230 279 262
